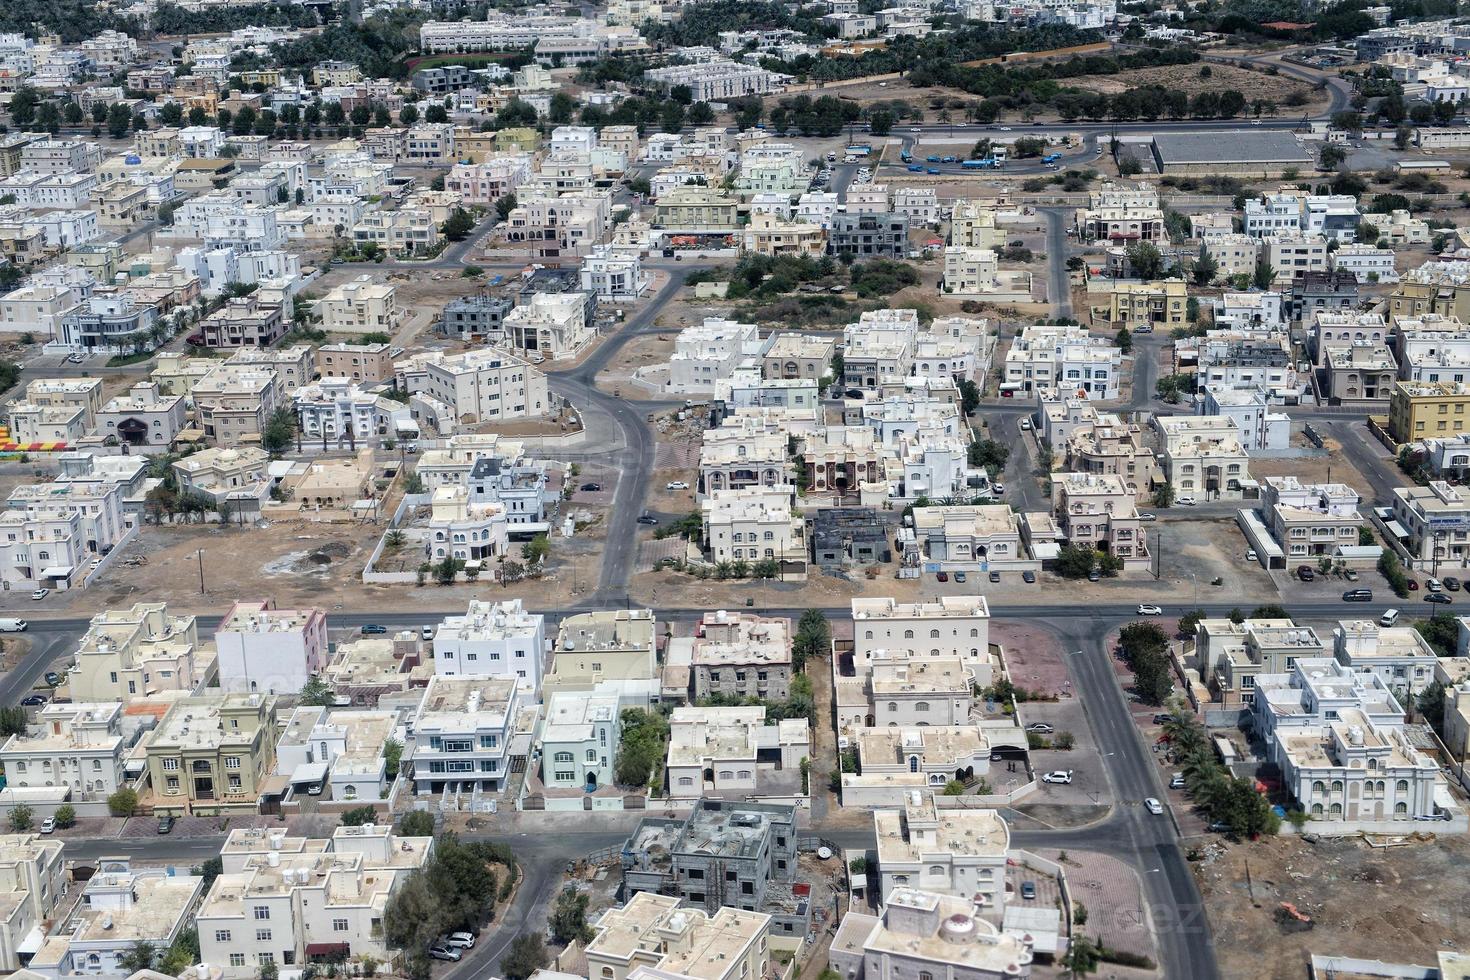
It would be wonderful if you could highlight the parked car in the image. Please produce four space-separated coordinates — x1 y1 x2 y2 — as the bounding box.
1022 570 1036 583
1041 770 1073 784
1152 713 1172 725
39 817 55 834
1175 496 1197 506
1207 821 1232 833
1139 513 1157 522
1020 881 1037 900
1087 569 1101 582
361 624 387 635
989 571 1001 583
30 589 48 600
1297 566 1315 582
1246 549 1258 562
157 815 176 835
1144 798 1164 815
953 571 967 583
1137 604 1163 616
1342 588 1374 602
1025 723 1054 734
428 945 462 962
20 694 47 707
421 626 435 641
936 571 949 582
1408 579 1420 590
1447 576 1463 591
1428 578 1444 592
991 482 1005 494
579 482 603 492
1019 418 1032 430
1426 593 1454 604
636 514 658 525
66 352 86 364
44 671 60 686
1344 569 1359 581
445 932 477 949
665 481 689 491
1169 774 1186 789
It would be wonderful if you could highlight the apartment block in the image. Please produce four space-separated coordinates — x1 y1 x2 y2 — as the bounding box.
0 702 127 800
144 692 278 813
1051 472 1151 569
432 598 545 689
314 276 400 334
215 600 328 696
850 596 991 668
71 602 207 701
829 888 1036 980
539 692 620 793
691 610 793 702
407 675 522 795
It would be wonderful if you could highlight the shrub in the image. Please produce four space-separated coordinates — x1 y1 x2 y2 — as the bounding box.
108 788 138 817
53 804 76 828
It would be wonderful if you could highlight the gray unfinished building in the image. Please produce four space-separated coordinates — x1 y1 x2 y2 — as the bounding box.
620 799 810 938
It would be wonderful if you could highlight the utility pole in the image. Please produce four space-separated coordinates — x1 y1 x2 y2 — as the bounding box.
197 547 205 593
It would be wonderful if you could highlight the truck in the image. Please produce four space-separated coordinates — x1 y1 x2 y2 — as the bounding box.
0 619 27 632
1042 153 1062 163
846 143 872 154
899 149 912 163
961 158 996 169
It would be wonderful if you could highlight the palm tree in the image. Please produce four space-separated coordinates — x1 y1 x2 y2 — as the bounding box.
714 561 733 580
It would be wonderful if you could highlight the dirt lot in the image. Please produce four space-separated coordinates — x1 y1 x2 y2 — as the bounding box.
1196 832 1470 980
1068 62 1326 114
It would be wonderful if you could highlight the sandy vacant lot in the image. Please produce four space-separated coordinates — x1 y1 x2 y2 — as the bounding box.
1069 62 1323 112
1196 832 1470 980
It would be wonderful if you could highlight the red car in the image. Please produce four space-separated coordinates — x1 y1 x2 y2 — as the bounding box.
936 572 949 582
1408 580 1420 591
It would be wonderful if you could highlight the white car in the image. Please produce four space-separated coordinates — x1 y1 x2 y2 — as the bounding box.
1019 418 1032 430
1144 798 1164 815
1139 513 1157 522
1041 770 1073 784
1137 604 1163 616
30 589 48 601
39 817 54 834
445 932 476 949
1246 549 1258 562
990 482 1005 495
666 481 689 491
1175 496 1197 506
1428 578 1444 592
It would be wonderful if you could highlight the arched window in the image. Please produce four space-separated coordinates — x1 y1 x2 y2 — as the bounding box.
1395 802 1408 816
970 629 978 637
1331 780 1344 793
915 702 930 712
908 756 919 772
1397 779 1409 793
929 629 940 638
903 629 914 639
888 702 898 712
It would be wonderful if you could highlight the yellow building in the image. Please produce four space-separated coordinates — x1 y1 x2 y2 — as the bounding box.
1387 380 1470 444
1389 277 1470 324
144 693 278 814
1091 278 1188 328
654 187 740 230
494 127 539 153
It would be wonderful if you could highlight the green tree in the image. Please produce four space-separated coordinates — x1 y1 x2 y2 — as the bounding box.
550 887 595 945
397 810 435 837
1115 326 1132 354
7 805 32 832
53 804 75 828
441 207 476 241
1126 241 1165 280
106 102 132 139
792 609 831 671
1415 615 1458 657
1418 680 1447 733
495 193 518 222
1192 246 1219 286
1250 604 1288 620
500 935 549 980
1055 543 1098 579
384 737 403 776
0 707 27 737
108 788 138 817
1063 935 1101 977
522 535 550 564
615 709 670 788
1175 608 1205 639
1252 255 1276 291
118 940 158 974
298 675 335 706
192 856 224 888
340 805 379 826
261 407 296 454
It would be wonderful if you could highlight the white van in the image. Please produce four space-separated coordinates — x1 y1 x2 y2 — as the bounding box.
0 619 27 632
1379 609 1400 627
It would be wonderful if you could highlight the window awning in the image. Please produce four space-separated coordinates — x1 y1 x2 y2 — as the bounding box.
40 566 73 579
1384 520 1410 538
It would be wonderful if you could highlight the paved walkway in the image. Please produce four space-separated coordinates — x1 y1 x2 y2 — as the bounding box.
1055 849 1155 959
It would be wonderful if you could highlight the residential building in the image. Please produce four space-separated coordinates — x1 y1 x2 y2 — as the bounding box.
1154 415 1253 499
172 446 272 514
190 364 283 447
1325 342 1398 401
93 381 187 452
273 706 398 801
701 486 806 573
941 246 999 294
1195 617 1326 706
910 505 1033 570
1265 234 1330 282
1331 243 1398 283
1252 658 1438 823
0 702 126 800
1202 234 1260 281
763 334 835 381
539 692 621 792
873 792 1008 907
70 602 206 701
215 600 328 697
1091 278 1189 329
620 800 805 936
670 317 762 393
663 705 809 802
645 59 791 101
199 295 286 349
1198 383 1290 451
1334 619 1439 695
580 244 647 300
740 211 825 257
691 610 793 702
0 835 69 970
396 348 551 432
432 598 545 689
1388 380 1470 444
316 342 394 385
583 892 771 980
828 212 909 260
503 290 594 359
829 889 1036 980
850 596 990 668
407 675 522 795
1389 480 1470 570
546 608 658 704
314 277 399 334
1051 472 1151 569
1253 476 1365 567
1004 324 1122 399
437 295 515 341
143 693 278 813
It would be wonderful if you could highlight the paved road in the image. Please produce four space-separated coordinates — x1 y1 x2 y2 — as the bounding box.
543 268 690 603
1039 207 1073 320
